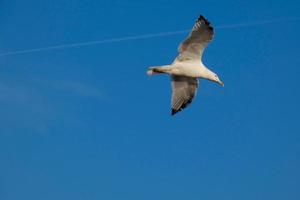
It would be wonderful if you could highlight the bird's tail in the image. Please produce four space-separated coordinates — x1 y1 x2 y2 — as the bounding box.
147 66 170 76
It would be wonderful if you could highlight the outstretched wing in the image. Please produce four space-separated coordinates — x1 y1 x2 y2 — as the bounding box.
171 75 199 115
176 15 214 62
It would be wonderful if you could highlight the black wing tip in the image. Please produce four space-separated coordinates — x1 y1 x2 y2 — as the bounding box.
171 101 192 116
197 14 214 31
198 14 211 25
171 109 178 116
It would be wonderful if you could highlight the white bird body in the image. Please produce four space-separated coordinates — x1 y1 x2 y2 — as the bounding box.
147 15 224 115
151 61 208 78
172 60 208 78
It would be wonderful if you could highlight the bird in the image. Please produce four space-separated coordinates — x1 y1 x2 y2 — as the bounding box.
147 15 224 115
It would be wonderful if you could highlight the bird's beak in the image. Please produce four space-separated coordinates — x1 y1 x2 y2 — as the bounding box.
219 80 224 87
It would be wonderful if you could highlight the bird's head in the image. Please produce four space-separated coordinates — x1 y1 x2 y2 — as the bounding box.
204 68 224 86
212 73 224 87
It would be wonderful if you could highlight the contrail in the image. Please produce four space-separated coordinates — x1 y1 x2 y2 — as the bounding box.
0 17 299 57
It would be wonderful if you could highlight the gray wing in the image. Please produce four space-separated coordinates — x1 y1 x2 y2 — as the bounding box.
171 75 199 115
175 15 214 62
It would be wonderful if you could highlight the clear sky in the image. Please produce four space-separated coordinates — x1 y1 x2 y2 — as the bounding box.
1 0 300 200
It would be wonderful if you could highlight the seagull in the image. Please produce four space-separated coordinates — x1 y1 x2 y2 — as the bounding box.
147 15 224 115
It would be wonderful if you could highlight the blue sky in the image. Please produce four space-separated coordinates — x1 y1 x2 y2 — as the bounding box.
1 0 300 199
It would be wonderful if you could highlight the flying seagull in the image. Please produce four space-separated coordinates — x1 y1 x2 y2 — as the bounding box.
147 15 224 115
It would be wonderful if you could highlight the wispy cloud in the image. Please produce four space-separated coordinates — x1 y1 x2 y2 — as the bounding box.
0 78 106 133
0 81 56 133
44 79 105 99
0 17 299 57
0 82 32 103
